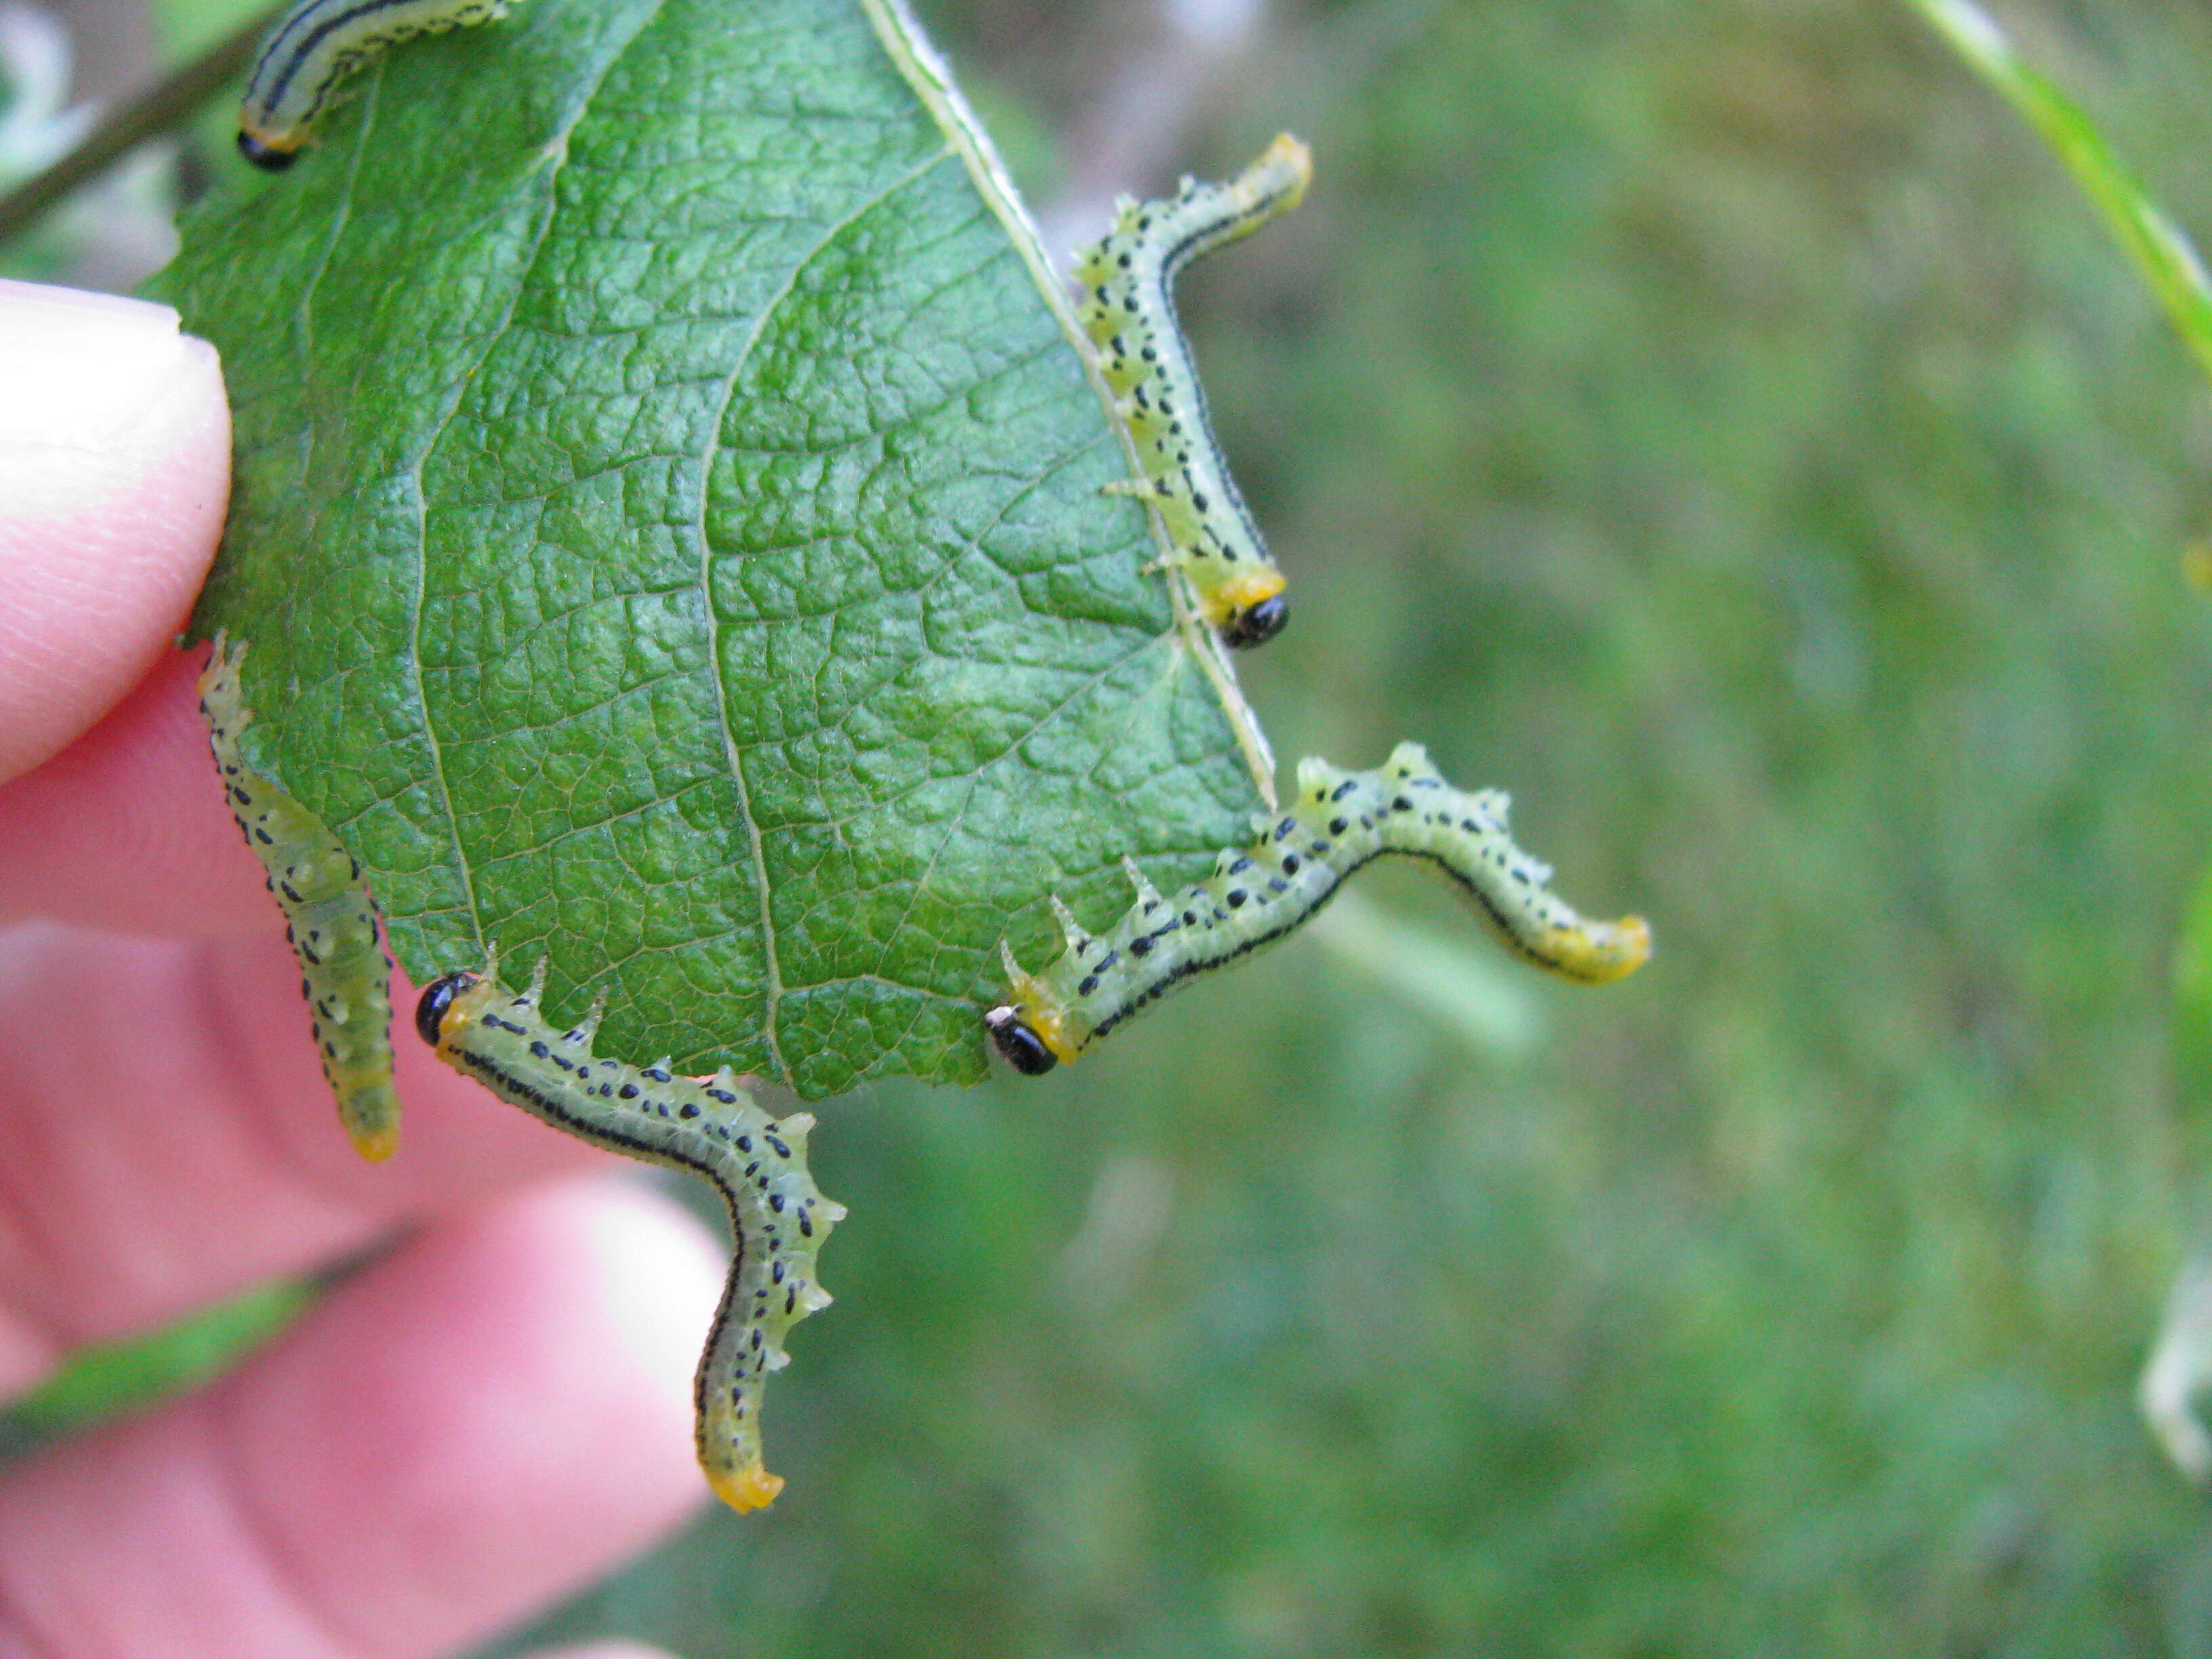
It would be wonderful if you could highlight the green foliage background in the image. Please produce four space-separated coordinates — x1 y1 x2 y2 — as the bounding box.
24 0 2212 1652
508 1 2212 1651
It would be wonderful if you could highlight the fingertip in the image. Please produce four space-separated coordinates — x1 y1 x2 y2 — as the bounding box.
0 281 229 783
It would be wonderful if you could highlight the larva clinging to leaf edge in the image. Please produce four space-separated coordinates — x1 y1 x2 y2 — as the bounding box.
416 960 843 1513
1075 134 1312 649
987 741 1651 1075
200 634 402 1161
238 0 518 169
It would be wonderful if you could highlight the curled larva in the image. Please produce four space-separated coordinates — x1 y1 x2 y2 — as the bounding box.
416 960 844 1514
986 741 1651 1075
200 634 401 1161
238 0 516 169
1075 134 1312 650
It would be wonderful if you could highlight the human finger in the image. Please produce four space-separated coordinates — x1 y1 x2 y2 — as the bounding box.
0 647 272 936
0 1176 720 1659
0 924 624 1399
0 281 228 785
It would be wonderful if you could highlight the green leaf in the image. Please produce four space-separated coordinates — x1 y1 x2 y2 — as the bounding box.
8 1280 310 1435
154 0 1266 1097
1910 0 2212 387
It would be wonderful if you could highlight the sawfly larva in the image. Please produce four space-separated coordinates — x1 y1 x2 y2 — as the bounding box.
417 960 844 1513
987 741 1650 1074
201 634 401 1161
1075 134 1311 649
238 0 516 169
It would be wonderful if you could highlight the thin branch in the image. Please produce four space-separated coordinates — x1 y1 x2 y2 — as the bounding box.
0 1 276 251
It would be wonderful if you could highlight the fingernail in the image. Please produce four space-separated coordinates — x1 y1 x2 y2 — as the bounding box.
0 276 218 445
0 280 230 781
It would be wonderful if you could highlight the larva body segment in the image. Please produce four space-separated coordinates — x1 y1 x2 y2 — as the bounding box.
986 741 1651 1073
416 966 844 1514
239 0 516 169
199 636 402 1162
1075 134 1312 649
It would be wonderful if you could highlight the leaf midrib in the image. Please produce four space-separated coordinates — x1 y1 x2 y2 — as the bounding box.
394 0 672 969
690 142 961 1082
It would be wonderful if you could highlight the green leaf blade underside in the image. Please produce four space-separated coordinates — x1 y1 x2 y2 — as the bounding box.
159 0 1258 1096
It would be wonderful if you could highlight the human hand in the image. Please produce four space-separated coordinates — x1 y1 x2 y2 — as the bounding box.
0 277 716 1659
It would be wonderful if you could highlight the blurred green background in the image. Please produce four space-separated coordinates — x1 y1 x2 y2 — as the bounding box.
15 0 2212 1652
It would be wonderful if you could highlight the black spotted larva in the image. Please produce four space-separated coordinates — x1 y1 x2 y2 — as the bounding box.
200 634 402 1161
1075 134 1311 649
416 960 844 1513
986 741 1651 1074
238 0 517 169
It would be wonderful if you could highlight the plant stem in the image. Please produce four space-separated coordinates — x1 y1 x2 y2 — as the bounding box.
0 2 276 251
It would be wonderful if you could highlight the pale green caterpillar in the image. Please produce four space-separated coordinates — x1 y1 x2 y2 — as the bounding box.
986 741 1652 1074
1075 134 1312 649
238 0 516 169
416 961 844 1514
199 634 402 1161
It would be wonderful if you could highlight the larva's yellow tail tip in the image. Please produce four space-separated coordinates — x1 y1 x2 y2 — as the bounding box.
343 1091 401 1162
350 1126 401 1164
708 1463 785 1514
1263 133 1314 203
1534 916 1653 986
1585 916 1654 985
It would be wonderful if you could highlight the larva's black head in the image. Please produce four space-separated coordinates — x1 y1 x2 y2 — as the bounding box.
1221 595 1288 649
237 131 300 171
985 1006 1057 1076
415 972 480 1047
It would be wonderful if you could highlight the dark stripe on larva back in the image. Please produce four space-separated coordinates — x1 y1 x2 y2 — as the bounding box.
250 0 425 123
989 742 1651 1069
422 968 840 1514
448 1042 748 1427
1088 861 1357 1040
1151 171 1308 281
1128 233 1263 552
1126 176 1301 523
1082 837 1603 1012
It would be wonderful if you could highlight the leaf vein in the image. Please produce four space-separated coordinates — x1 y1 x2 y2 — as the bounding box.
401 0 672 969
691 140 959 1084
